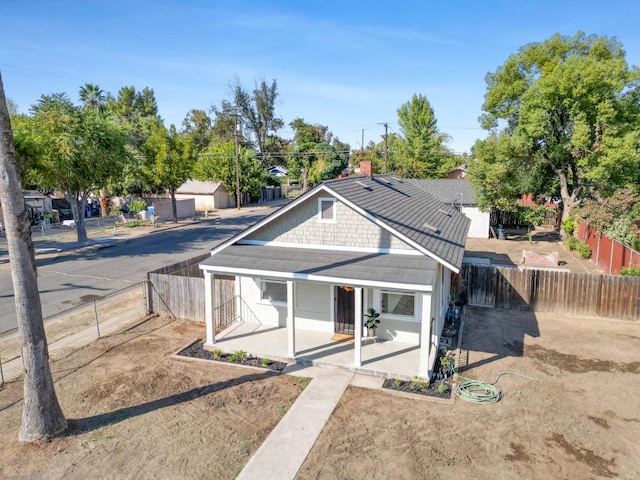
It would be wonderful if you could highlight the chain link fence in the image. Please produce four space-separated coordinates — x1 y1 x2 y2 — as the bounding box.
0 281 149 386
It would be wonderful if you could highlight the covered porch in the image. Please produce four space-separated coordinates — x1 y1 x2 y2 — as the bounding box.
209 321 424 380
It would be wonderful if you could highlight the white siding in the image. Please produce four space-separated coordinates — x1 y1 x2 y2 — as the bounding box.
239 277 286 327
295 283 332 332
462 206 490 238
377 318 420 344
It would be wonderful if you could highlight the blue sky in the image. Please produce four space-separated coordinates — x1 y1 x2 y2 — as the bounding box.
2 0 640 155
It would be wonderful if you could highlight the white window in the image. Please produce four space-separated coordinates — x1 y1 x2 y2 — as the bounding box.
261 280 287 304
381 290 415 317
318 197 336 223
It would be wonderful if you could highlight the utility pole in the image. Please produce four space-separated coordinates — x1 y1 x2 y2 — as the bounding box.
381 122 389 174
226 106 242 210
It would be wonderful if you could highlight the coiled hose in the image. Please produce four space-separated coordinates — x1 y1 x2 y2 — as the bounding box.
456 372 540 404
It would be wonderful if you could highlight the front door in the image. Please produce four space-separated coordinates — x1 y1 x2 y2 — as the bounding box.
334 286 355 335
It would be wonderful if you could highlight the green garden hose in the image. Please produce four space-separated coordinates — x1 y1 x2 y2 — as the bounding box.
455 371 541 404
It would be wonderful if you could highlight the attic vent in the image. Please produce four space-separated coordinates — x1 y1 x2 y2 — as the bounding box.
377 177 391 184
422 223 440 234
438 208 452 217
392 176 403 182
355 180 369 188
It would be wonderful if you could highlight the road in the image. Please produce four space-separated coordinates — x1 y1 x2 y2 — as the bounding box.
0 205 282 334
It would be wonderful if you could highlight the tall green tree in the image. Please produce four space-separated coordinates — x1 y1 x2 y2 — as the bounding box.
106 85 161 149
393 94 452 178
142 123 196 222
20 94 130 242
193 141 266 201
182 108 212 151
0 73 67 441
78 83 105 112
476 32 640 222
232 78 284 158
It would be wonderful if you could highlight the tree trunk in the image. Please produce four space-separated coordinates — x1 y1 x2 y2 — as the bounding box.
302 165 310 193
0 73 67 441
170 189 178 223
99 187 109 217
557 168 577 237
70 194 88 242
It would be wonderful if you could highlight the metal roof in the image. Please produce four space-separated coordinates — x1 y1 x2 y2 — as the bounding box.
200 245 437 290
176 179 224 195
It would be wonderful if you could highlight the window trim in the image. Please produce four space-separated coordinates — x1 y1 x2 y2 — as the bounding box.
380 289 416 319
317 197 337 223
259 279 288 306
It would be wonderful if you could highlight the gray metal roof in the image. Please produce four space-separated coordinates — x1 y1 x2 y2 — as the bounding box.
200 245 437 289
409 178 477 206
176 179 224 195
322 174 470 270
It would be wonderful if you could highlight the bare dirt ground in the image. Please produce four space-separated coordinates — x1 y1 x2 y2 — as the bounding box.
0 315 307 480
2 309 639 479
298 307 640 480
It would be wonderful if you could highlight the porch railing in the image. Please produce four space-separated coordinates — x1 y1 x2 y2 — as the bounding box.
213 295 262 331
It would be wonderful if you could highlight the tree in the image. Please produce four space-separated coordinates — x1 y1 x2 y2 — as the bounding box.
20 94 130 242
182 109 212 151
142 123 196 222
106 85 161 149
478 32 640 223
393 94 452 178
232 78 284 158
193 141 266 201
0 73 67 441
78 83 105 112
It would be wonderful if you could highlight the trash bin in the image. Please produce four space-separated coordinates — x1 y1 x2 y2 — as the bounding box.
497 225 506 240
147 206 154 216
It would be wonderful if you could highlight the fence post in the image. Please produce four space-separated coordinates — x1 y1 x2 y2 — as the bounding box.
0 356 4 386
142 280 149 315
93 299 101 338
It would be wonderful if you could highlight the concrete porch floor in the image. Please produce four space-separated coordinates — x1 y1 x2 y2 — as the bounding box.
209 321 423 379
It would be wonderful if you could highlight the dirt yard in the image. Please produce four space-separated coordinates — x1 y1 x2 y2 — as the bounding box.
298 307 640 479
0 315 307 480
1 309 639 480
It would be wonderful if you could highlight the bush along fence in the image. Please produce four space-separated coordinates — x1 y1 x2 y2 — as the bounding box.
460 264 640 321
575 221 640 275
0 281 148 386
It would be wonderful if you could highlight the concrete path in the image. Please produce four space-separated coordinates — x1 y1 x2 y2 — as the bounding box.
237 366 356 480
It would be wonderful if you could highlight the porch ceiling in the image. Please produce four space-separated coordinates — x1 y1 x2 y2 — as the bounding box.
200 245 437 290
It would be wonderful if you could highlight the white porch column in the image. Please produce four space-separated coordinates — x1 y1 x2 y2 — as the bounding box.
204 271 215 346
287 281 296 358
419 292 432 377
354 287 363 367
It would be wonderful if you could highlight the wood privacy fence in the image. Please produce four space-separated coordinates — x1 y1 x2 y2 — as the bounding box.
147 254 236 324
576 221 640 275
460 264 640 320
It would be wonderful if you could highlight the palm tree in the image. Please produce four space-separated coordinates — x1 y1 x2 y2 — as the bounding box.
79 83 105 112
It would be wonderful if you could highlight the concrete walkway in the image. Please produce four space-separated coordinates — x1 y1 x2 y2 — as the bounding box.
237 366 356 480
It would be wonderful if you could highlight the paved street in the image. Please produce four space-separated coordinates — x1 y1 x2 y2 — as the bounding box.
0 203 285 334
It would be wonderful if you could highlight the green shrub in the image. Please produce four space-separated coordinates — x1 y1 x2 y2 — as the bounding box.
576 242 592 259
561 217 576 236
409 375 428 391
620 264 640 276
128 200 148 214
566 236 578 251
437 382 448 394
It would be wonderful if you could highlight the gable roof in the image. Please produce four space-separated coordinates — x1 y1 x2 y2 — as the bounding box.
210 174 470 273
410 178 477 206
176 179 225 195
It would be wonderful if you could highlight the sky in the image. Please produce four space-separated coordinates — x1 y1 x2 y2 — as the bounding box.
2 0 640 156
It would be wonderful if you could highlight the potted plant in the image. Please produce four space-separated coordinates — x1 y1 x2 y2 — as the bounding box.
364 307 381 337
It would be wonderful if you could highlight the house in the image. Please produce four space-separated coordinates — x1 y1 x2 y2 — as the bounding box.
175 179 235 210
198 163 470 378
267 165 288 177
411 178 490 239
446 164 467 179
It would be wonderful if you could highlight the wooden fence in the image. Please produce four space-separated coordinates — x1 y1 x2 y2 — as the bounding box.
576 221 640 275
147 254 236 324
460 264 640 320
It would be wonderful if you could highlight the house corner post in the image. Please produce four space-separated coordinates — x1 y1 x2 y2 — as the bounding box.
354 287 363 367
204 271 215 346
419 292 432 378
287 281 296 358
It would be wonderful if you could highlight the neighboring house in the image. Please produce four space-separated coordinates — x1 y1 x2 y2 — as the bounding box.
412 178 490 239
175 179 235 210
199 166 470 377
446 164 467 179
267 165 288 177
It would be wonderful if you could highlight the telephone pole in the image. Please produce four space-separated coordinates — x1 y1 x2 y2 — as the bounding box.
226 106 242 210
379 122 389 174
